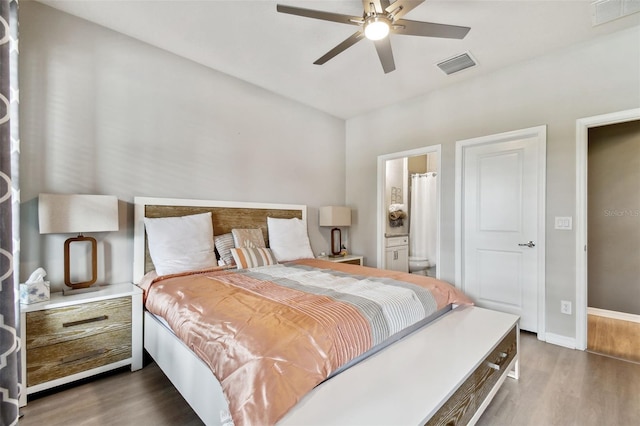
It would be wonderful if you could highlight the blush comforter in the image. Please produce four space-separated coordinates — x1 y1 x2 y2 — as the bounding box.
141 259 472 425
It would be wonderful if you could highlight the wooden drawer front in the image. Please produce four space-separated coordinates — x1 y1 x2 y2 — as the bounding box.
342 258 362 266
26 297 131 349
474 326 517 407
425 366 477 426
27 328 132 386
425 325 517 426
26 297 132 386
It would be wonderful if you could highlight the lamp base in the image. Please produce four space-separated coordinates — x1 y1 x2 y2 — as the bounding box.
64 235 98 289
330 227 342 256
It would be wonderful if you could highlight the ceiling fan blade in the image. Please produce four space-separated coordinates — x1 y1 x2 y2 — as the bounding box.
314 31 365 65
374 37 396 73
393 19 470 39
385 0 425 21
277 4 362 26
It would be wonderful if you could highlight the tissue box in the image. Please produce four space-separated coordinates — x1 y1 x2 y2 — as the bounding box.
19 281 50 304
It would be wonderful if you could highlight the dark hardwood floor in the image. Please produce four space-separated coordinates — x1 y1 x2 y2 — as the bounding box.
19 332 640 425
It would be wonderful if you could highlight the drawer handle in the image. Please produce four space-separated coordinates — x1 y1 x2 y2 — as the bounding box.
61 349 107 364
62 315 109 328
487 352 509 371
487 361 501 371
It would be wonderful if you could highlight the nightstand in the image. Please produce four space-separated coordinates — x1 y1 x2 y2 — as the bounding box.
19 282 143 406
317 254 364 266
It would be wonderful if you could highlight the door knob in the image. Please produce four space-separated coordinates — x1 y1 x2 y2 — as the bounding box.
518 241 536 248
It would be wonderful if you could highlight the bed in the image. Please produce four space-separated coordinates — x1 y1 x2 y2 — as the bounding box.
133 197 519 426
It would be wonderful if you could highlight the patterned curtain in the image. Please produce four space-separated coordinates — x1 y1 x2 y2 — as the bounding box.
0 0 20 425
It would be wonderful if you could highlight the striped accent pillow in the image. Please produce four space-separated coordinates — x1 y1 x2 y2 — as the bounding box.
231 247 277 269
214 233 236 266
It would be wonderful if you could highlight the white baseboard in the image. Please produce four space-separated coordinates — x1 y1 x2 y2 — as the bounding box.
545 332 576 349
587 307 640 324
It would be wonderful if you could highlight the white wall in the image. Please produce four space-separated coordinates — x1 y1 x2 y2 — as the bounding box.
19 1 640 341
19 2 345 290
346 26 640 339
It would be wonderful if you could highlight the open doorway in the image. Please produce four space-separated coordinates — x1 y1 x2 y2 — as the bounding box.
586 120 640 362
376 145 441 278
576 108 640 353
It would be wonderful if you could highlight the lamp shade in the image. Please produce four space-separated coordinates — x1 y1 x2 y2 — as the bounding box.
319 206 351 227
39 194 119 234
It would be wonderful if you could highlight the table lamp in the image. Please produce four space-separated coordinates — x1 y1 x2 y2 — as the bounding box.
319 206 351 257
39 194 119 292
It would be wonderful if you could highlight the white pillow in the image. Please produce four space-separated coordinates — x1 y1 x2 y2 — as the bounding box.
267 217 315 262
144 212 217 276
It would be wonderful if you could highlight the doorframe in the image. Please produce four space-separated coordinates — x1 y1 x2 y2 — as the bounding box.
377 144 441 277
455 125 547 338
575 108 640 350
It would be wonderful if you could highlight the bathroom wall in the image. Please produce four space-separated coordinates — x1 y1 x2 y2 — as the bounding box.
407 155 428 175
384 158 408 235
386 153 436 238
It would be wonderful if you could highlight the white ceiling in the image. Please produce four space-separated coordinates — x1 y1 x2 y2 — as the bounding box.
36 0 640 119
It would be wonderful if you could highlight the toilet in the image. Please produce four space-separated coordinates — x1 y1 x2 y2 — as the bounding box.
408 257 429 275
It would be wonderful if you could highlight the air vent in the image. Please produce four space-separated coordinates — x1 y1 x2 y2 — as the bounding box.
591 0 640 26
436 52 477 75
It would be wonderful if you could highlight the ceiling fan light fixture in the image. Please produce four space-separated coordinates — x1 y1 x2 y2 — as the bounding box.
364 16 390 40
276 1 470 73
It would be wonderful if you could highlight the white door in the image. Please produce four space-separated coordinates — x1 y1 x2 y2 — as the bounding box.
457 126 545 332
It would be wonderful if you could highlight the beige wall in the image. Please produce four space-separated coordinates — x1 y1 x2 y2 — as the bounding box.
346 26 640 340
407 155 428 175
588 120 640 315
18 2 345 289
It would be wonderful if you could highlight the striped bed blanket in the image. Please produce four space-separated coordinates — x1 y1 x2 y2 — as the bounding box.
142 258 472 426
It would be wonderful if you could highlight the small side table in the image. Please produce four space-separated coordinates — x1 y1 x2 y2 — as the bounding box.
317 254 364 266
19 282 143 406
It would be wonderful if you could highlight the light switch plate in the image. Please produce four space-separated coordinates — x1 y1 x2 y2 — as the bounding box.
555 216 572 230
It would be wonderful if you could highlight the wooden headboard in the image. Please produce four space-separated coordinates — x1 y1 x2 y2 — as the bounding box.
133 197 306 283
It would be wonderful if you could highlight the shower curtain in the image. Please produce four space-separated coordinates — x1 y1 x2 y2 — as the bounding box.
409 173 437 264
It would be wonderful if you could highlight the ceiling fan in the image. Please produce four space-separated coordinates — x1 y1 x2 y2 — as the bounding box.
276 0 471 74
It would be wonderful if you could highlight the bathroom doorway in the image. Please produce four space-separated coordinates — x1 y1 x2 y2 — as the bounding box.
377 145 441 278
